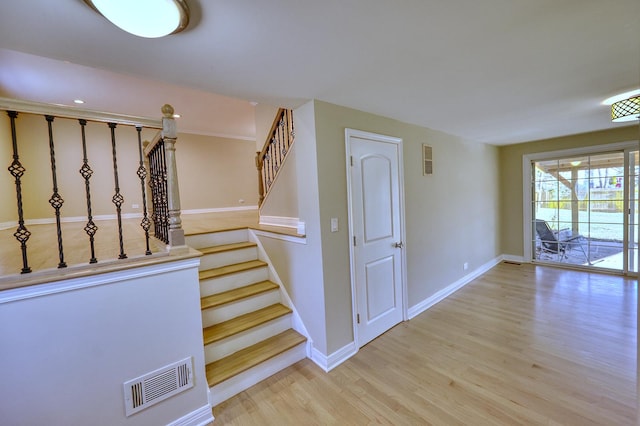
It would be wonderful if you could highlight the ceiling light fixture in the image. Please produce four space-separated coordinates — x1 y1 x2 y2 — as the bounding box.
602 89 640 105
73 99 85 104
83 0 189 38
611 96 640 123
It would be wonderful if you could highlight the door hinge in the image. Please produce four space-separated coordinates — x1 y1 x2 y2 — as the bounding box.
357 314 360 324
353 236 356 246
350 156 354 166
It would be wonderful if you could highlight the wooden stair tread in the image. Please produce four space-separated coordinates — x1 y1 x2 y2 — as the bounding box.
199 260 267 280
198 242 257 255
206 329 306 387
203 303 292 345
201 281 279 310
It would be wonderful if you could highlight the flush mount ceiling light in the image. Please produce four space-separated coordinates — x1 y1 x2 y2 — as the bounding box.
84 0 189 38
611 96 640 123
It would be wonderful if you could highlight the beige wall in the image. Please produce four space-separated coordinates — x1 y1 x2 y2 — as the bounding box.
313 100 500 354
0 111 258 228
175 133 258 210
259 146 299 218
0 112 156 221
499 125 639 257
256 100 328 353
254 103 280 152
255 103 299 218
0 113 14 223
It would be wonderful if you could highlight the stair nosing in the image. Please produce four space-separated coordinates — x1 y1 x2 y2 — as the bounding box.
199 259 268 280
203 303 292 345
201 280 279 310
205 329 306 387
198 242 257 256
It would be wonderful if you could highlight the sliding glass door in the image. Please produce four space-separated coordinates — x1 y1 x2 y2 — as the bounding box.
531 150 638 273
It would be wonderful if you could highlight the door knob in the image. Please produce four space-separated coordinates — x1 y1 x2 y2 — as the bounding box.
394 241 404 249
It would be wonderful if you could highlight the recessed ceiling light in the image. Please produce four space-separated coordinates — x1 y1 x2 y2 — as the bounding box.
74 99 85 104
83 0 189 38
602 89 640 105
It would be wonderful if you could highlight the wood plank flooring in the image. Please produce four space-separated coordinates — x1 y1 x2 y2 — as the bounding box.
214 262 637 425
0 209 294 285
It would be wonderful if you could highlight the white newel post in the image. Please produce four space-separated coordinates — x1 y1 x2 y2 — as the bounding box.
161 104 187 252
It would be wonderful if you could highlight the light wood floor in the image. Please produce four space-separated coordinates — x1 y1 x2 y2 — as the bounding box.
0 209 302 284
214 262 637 425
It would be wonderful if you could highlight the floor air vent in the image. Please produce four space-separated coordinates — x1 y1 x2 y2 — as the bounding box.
123 357 193 417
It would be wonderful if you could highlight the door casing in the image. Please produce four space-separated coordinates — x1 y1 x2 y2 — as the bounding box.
345 128 408 349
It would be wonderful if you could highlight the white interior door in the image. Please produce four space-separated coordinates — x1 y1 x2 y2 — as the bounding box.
347 129 405 347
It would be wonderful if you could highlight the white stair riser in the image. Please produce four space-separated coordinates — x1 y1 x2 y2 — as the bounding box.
204 316 291 364
200 267 269 297
186 229 249 250
199 247 258 270
209 342 306 406
201 290 281 328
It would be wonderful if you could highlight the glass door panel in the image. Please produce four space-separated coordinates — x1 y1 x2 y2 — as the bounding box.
532 152 629 271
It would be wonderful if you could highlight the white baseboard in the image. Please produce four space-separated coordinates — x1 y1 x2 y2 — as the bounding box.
502 254 526 263
0 207 260 230
252 229 306 244
407 255 502 320
166 404 214 426
209 343 306 406
310 341 358 372
258 215 304 232
0 213 144 230
182 206 258 215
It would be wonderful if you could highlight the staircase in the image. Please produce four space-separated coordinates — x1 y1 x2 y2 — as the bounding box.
186 228 307 406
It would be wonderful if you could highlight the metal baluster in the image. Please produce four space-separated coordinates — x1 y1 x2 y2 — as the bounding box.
45 115 66 268
287 109 295 152
159 139 170 244
153 145 165 243
78 119 98 264
6 111 32 274
148 146 157 238
135 126 152 255
108 122 127 259
281 110 289 157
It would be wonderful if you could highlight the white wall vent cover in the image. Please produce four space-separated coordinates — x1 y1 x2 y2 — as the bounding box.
123 357 193 417
422 144 433 175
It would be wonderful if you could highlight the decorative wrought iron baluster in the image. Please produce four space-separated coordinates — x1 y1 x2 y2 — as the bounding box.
147 140 169 245
108 123 127 259
45 115 66 268
159 139 170 244
6 111 31 274
280 111 288 158
78 119 98 263
135 126 152 255
153 145 164 242
151 147 161 241
287 109 295 153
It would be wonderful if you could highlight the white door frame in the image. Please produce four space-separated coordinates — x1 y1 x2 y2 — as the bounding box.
345 128 408 348
522 140 640 274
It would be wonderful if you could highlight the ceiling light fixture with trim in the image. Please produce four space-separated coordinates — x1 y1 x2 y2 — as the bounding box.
83 0 189 38
611 96 640 123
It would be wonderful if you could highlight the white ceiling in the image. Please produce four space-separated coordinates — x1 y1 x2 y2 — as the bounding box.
0 0 638 145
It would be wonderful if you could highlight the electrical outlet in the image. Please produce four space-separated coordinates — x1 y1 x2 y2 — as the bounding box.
463 262 469 271
331 217 338 232
239 199 245 204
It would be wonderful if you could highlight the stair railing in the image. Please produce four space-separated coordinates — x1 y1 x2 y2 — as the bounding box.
1 98 185 275
143 104 186 251
255 108 295 206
